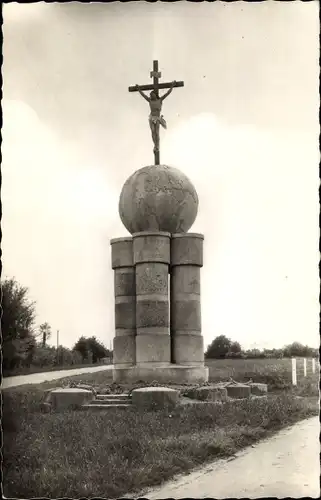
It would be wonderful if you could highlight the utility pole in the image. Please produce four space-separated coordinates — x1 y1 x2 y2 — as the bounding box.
56 330 59 365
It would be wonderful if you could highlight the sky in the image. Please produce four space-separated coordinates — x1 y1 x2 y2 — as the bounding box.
2 1 319 351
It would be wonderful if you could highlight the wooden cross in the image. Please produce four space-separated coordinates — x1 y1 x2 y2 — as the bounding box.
129 60 184 164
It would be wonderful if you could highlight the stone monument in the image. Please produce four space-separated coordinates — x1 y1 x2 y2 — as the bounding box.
111 61 208 384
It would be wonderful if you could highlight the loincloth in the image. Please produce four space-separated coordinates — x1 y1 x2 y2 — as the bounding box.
149 114 167 129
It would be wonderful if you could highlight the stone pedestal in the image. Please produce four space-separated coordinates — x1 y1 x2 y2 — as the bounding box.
111 238 136 367
134 232 171 366
111 165 208 385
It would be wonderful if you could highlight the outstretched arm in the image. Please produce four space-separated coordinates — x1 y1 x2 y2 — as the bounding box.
135 85 150 102
160 81 176 101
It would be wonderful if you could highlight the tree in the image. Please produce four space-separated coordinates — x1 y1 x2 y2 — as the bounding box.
73 336 109 363
39 322 52 347
87 336 109 363
226 341 243 358
1 277 37 371
283 342 310 358
205 335 232 359
73 336 89 362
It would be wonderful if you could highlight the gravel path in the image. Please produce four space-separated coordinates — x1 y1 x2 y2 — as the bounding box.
137 416 320 499
1 365 114 389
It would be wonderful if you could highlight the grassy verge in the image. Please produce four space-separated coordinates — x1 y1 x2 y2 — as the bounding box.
2 368 319 498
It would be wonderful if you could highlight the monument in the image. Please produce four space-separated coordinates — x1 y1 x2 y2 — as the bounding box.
111 61 209 384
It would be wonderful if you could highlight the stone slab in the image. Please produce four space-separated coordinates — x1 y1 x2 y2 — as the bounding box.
132 386 179 410
249 382 268 395
225 384 251 399
183 385 228 402
48 388 94 411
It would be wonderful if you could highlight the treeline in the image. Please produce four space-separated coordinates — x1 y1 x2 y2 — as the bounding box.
205 335 319 360
1 278 112 377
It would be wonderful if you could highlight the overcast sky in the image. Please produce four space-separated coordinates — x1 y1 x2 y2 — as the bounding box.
2 1 319 350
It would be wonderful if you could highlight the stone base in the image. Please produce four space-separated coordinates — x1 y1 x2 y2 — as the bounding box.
113 363 209 384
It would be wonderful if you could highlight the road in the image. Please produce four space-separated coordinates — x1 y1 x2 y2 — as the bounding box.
1 365 114 389
137 417 320 499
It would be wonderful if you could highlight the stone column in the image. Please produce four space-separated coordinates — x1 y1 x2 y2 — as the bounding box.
111 237 136 367
133 231 171 366
170 233 204 366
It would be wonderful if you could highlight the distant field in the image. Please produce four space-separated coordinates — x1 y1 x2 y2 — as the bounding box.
205 357 318 387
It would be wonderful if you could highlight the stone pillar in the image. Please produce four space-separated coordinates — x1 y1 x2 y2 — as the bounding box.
133 231 171 366
111 237 136 367
170 233 204 366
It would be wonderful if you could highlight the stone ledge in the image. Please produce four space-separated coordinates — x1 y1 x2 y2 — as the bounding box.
113 364 209 384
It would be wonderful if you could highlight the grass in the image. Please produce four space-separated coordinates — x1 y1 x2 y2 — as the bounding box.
2 358 319 498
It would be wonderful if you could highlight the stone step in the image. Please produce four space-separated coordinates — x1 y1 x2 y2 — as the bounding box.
95 393 130 400
91 398 130 405
81 403 132 410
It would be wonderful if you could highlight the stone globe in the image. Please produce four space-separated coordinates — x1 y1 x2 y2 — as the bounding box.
119 165 199 234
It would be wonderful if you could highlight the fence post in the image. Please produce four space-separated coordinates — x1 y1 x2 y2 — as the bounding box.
292 358 297 386
303 358 307 377
312 358 316 374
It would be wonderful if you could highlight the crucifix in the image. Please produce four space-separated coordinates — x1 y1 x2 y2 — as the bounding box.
129 60 184 165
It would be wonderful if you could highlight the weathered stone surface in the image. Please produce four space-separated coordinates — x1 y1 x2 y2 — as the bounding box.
136 298 169 329
136 263 168 295
171 299 201 332
113 365 209 384
131 386 179 410
114 298 136 330
133 232 170 264
172 334 204 365
250 382 268 395
114 268 136 296
136 334 170 364
48 388 94 411
171 265 200 295
113 335 136 366
119 165 199 234
171 233 204 267
110 237 133 269
226 384 251 399
43 387 64 402
184 386 228 401
170 236 204 368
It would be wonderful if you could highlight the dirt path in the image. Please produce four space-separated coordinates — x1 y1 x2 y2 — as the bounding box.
1 365 114 389
137 417 320 499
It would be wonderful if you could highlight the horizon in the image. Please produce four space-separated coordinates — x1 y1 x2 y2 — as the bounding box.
2 2 319 352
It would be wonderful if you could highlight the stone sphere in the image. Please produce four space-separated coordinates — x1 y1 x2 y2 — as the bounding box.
119 165 199 234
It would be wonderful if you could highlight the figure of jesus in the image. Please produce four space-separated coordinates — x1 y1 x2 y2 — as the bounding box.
135 81 176 154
